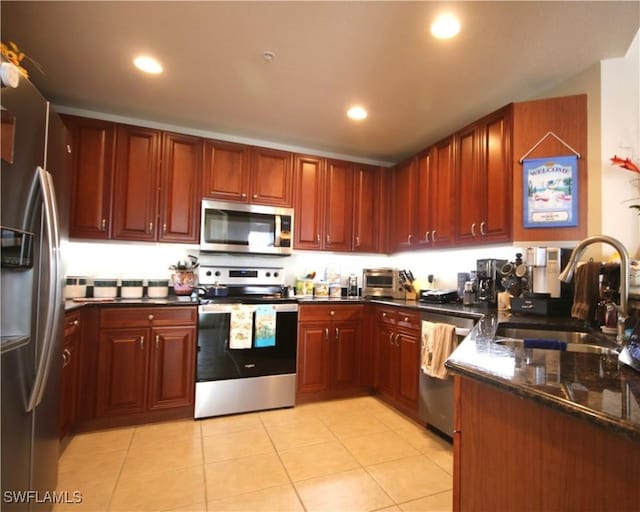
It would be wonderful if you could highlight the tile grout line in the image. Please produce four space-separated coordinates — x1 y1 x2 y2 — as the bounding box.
105 426 136 512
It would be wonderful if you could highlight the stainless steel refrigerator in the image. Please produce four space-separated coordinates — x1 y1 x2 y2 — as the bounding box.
1 70 69 511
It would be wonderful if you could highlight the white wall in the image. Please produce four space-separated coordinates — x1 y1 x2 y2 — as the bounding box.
601 29 640 258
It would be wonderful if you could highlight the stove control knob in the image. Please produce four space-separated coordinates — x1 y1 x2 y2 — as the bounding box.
206 271 212 276
274 272 279 278
215 271 221 277
266 272 271 277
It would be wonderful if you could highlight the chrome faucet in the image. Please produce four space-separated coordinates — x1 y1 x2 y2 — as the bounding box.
558 235 630 346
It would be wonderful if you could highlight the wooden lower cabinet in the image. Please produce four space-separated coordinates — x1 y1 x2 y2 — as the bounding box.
60 311 81 439
93 306 197 422
373 306 420 416
296 304 362 399
454 376 640 512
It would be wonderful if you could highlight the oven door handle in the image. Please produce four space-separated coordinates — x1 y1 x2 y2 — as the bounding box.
199 303 298 314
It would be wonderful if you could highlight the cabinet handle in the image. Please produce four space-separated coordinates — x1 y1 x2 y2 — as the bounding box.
407 234 413 245
330 310 335 316
241 192 247 198
139 336 145 350
62 348 71 368
148 222 153 234
432 230 436 242
425 231 430 243
253 194 258 199
382 312 387 317
471 223 477 237
155 334 160 349
480 221 486 236
355 236 360 247
389 332 394 345
395 333 400 346
101 218 106 231
325 328 329 341
335 327 339 341
163 223 167 235
326 234 331 244
316 234 320 243
73 319 79 326
148 314 154 321
403 316 409 322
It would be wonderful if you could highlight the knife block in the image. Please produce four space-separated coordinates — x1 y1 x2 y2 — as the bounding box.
405 290 418 301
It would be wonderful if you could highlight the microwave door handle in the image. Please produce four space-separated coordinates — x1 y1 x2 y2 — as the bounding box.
24 167 63 412
274 215 281 247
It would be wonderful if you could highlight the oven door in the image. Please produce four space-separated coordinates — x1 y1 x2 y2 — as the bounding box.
197 302 298 381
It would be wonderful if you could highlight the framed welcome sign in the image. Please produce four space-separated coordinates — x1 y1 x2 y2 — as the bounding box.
523 155 578 228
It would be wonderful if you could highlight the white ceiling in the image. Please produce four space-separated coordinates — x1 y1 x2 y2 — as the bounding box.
2 1 639 164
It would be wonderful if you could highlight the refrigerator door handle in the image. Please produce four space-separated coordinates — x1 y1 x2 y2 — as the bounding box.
24 166 62 412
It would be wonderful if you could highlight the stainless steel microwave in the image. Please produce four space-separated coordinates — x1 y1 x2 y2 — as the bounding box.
200 200 293 255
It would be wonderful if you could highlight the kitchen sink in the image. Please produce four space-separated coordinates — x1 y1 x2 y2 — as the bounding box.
493 325 620 356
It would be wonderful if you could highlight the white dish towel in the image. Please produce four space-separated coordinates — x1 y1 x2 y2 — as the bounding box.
421 320 457 380
229 305 254 349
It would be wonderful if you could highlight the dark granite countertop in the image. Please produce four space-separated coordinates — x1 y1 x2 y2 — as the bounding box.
446 312 640 442
64 296 198 312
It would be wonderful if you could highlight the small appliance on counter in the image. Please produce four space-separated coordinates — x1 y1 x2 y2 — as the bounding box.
362 268 406 299
419 289 458 304
476 259 508 305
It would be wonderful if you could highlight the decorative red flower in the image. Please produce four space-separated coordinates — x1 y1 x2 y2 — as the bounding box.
610 155 640 174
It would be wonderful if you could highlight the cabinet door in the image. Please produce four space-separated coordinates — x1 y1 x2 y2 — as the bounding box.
65 116 115 239
324 159 353 251
479 108 511 242
293 155 323 250
353 164 381 252
332 320 359 389
96 328 149 417
250 147 293 206
202 139 251 202
375 324 396 399
60 312 81 439
159 132 202 243
415 149 433 248
390 158 417 252
395 329 420 411
148 326 196 410
297 322 331 394
455 124 483 244
112 125 161 241
431 137 455 247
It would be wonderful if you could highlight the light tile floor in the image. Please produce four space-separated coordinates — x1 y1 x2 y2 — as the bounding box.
54 397 453 512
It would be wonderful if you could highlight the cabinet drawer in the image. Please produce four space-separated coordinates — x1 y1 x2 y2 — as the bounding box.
298 304 362 322
100 306 197 328
64 311 81 337
396 309 420 331
376 307 398 325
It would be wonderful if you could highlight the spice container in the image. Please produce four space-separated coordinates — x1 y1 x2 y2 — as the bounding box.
64 276 87 299
121 279 144 299
329 284 342 298
314 282 329 297
147 279 169 298
93 279 118 298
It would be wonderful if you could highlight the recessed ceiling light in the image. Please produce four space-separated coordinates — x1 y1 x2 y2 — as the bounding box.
347 106 367 121
133 55 163 74
431 14 461 39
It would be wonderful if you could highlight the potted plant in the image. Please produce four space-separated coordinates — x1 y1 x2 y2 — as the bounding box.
169 255 199 296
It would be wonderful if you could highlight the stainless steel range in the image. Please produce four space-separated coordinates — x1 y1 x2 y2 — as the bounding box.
195 266 298 419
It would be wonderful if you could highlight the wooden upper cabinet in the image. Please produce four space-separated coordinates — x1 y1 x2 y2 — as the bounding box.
431 137 455 247
65 115 115 239
112 125 161 241
159 132 202 243
324 159 353 252
390 157 417 252
455 106 512 245
202 140 251 202
293 155 324 250
250 147 294 207
353 164 382 253
202 143 293 207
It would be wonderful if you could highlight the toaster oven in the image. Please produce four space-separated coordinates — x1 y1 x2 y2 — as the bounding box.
362 268 406 299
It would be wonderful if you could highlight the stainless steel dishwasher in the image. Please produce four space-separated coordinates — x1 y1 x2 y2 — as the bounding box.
418 311 476 438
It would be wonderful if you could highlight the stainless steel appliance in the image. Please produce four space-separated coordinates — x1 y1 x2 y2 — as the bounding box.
418 311 475 438
195 266 298 418
1 70 68 510
476 259 508 305
525 247 573 298
362 268 405 299
200 199 293 255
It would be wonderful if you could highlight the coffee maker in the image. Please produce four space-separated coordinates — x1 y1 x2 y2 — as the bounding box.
476 259 508 305
525 247 573 298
